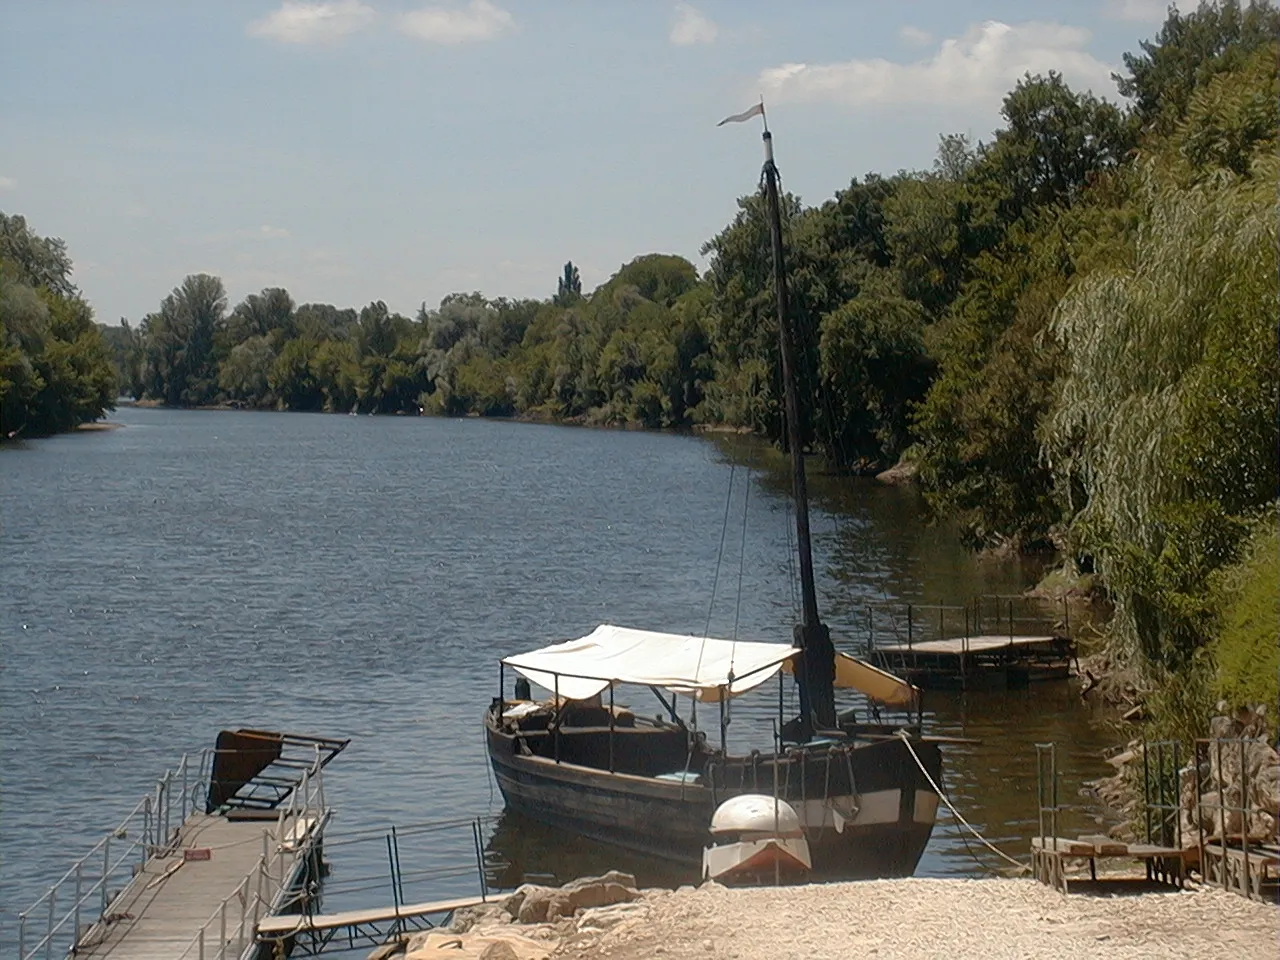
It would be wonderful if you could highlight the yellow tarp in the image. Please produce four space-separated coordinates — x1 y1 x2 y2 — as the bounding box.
783 652 918 707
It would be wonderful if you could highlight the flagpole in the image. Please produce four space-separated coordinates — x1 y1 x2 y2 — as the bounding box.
716 98 837 733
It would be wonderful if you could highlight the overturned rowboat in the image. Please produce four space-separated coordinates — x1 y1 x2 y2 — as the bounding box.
702 794 811 883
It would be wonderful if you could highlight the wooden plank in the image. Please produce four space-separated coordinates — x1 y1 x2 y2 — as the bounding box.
874 635 1060 655
256 895 490 936
1076 834 1128 857
1031 837 1093 855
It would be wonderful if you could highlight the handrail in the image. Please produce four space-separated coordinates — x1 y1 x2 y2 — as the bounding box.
18 749 209 960
171 751 329 960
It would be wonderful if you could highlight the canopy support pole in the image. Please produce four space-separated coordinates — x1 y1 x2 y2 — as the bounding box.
553 673 561 764
719 689 727 753
649 687 679 724
608 684 615 774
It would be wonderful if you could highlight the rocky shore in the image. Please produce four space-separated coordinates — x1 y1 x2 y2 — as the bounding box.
373 871 1277 960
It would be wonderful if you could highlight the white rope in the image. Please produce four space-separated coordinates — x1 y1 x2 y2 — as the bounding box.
896 731 1028 870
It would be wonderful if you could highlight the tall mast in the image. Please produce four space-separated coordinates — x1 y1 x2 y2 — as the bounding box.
759 121 836 732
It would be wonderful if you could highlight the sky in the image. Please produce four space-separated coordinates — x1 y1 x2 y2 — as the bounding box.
1 0 1173 326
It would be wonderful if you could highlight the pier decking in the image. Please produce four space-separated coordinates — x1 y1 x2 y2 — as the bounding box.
73 811 322 960
861 597 1076 690
18 730 347 960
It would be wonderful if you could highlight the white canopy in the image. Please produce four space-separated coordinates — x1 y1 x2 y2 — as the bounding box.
503 624 799 704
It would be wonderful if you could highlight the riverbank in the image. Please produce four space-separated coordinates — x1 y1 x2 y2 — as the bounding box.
402 876 1278 960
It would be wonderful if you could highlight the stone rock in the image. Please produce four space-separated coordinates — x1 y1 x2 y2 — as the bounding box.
511 872 638 924
875 459 917 485
516 887 556 924
404 930 551 960
574 901 649 933
368 939 408 960
449 903 513 934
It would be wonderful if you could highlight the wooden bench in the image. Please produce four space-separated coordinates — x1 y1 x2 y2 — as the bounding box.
1031 835 1196 893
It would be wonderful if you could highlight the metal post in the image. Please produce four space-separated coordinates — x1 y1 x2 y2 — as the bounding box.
1008 600 1014 642
1216 739 1227 889
939 604 943 638
553 673 561 764
1142 741 1152 843
385 834 400 910
472 819 489 900
45 885 55 960
74 859 83 946
182 754 190 824
608 683 615 774
906 604 913 650
219 897 227 960
1241 739 1250 897
198 927 205 960
101 836 111 914
865 605 872 653
19 912 26 960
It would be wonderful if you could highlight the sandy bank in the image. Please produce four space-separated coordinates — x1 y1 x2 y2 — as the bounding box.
559 878 1277 960
416 876 1277 960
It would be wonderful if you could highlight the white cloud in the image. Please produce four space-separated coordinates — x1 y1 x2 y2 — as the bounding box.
247 0 376 45
759 21 1115 109
670 3 718 46
257 225 291 239
0 175 15 190
397 0 515 44
1103 0 1170 22
899 25 933 48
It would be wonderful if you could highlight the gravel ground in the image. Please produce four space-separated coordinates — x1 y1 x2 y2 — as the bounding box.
556 878 1279 960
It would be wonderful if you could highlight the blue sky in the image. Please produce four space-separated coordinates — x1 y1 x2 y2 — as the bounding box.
1 0 1170 326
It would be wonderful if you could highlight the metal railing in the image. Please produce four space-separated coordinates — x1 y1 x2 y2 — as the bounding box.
17 750 211 960
860 594 1072 654
173 747 331 960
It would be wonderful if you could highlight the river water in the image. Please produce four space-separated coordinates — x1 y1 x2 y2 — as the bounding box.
0 407 1120 948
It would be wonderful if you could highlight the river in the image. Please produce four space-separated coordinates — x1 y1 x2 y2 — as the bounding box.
0 407 1120 948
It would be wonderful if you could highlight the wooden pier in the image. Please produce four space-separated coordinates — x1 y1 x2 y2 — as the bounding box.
862 597 1076 690
18 730 347 960
72 810 324 960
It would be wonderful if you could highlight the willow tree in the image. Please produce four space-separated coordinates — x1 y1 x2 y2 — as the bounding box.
1047 155 1278 670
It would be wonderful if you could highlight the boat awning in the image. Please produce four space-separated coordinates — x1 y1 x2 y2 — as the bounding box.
502 624 800 703
782 652 919 707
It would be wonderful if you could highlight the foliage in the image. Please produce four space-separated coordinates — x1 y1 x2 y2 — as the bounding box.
1208 518 1280 711
32 4 1272 734
0 215 115 439
1115 0 1280 134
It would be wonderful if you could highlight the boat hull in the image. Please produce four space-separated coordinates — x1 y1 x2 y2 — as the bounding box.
485 722 941 880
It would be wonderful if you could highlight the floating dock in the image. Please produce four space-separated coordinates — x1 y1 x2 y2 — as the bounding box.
18 730 347 960
861 596 1076 690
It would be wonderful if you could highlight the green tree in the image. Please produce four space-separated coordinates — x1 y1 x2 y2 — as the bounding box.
1115 0 1280 133
554 261 582 307
141 274 227 406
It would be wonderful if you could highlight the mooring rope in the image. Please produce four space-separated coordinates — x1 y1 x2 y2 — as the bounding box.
896 730 1029 870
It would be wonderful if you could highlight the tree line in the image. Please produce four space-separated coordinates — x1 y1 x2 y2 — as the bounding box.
4 2 1274 735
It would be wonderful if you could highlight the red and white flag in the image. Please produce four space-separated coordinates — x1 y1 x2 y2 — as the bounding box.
717 102 764 126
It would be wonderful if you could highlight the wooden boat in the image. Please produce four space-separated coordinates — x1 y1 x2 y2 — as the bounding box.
485 109 944 880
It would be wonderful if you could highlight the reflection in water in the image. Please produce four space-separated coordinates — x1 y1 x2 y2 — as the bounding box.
484 810 691 890
1 409 1121 950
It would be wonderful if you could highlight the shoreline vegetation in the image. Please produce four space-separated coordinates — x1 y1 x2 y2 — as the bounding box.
3 2 1275 740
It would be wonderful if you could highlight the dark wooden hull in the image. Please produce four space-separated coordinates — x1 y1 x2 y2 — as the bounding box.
485 718 941 879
